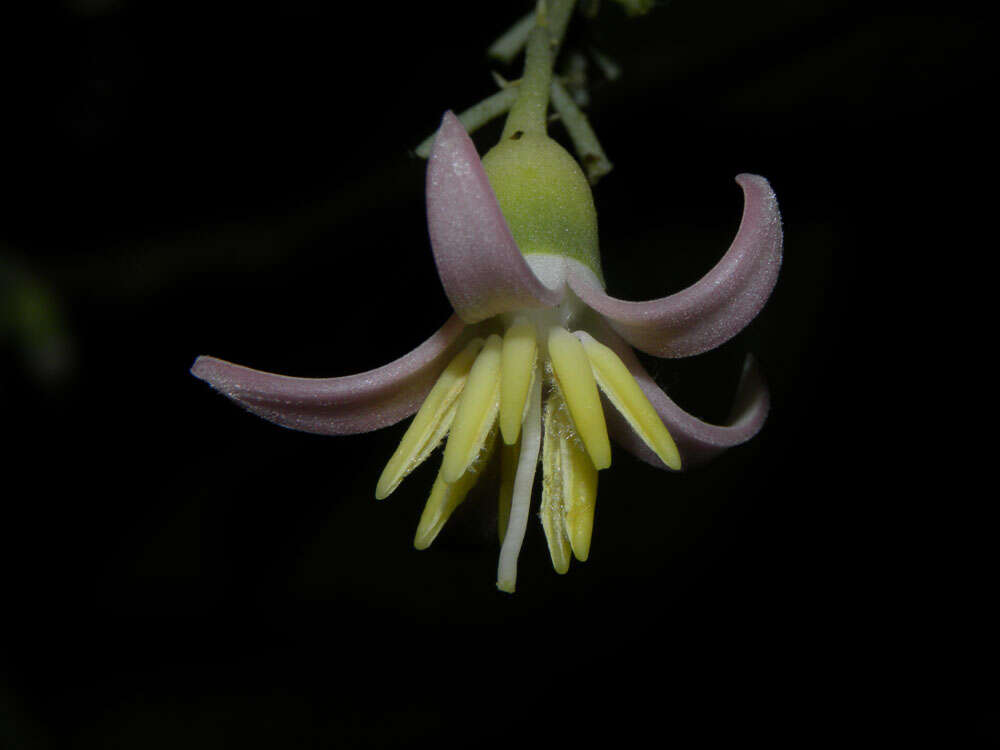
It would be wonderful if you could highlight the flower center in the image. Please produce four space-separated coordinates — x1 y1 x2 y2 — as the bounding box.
373 257 681 592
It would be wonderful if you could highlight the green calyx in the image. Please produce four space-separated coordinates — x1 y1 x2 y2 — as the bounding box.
481 133 604 283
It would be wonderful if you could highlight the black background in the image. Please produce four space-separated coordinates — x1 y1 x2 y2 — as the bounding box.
2 0 989 746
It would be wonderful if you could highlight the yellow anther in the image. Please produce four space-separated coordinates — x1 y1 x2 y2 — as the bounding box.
578 332 681 470
414 430 497 550
441 334 503 483
561 422 598 562
375 338 485 500
540 395 572 574
540 387 598 570
547 327 611 470
499 319 538 445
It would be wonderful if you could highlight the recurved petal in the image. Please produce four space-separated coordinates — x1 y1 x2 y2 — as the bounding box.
190 315 467 435
569 174 782 358
426 111 561 323
593 325 770 469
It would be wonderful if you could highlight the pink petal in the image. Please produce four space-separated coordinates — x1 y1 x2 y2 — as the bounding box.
426 111 561 323
190 315 467 435
570 174 782 358
592 324 770 469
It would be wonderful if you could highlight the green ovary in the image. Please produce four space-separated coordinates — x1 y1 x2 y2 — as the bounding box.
481 134 604 283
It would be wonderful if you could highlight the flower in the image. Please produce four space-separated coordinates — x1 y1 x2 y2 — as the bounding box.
190 111 782 592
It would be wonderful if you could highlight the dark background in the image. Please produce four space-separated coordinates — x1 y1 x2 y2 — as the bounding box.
2 0 988 746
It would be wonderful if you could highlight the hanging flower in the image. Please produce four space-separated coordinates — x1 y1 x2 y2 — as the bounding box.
190 111 781 592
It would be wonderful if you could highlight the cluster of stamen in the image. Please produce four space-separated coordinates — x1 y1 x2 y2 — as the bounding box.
375 310 680 593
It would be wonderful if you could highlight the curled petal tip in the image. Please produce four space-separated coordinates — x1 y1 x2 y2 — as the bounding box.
570 173 782 358
426 111 560 323
190 354 210 379
594 326 770 470
190 354 227 385
190 315 467 436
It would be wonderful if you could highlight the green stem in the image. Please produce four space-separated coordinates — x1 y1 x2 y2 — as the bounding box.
414 86 520 157
501 0 576 139
487 12 535 63
549 78 613 184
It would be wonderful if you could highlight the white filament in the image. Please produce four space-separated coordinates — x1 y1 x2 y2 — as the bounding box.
496 363 542 593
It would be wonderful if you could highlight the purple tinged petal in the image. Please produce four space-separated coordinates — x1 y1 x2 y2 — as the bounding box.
190 315 467 435
592 324 770 469
570 174 782 358
426 111 561 323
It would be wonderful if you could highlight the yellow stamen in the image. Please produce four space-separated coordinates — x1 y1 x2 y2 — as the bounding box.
540 385 598 570
499 318 537 445
579 333 681 470
561 418 598 562
375 338 485 500
414 429 497 550
547 327 611 470
540 394 572 574
441 334 503 483
497 438 520 544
